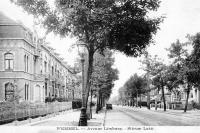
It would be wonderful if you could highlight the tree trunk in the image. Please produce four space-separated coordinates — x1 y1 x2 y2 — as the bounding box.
146 71 151 110
184 84 191 113
84 50 94 119
103 97 105 107
90 89 92 119
98 91 102 110
102 97 104 107
136 91 138 107
155 100 157 110
100 94 103 109
155 89 158 110
96 90 100 113
161 79 166 111
139 94 142 108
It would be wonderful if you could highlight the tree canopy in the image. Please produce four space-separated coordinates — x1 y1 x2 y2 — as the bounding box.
11 0 162 56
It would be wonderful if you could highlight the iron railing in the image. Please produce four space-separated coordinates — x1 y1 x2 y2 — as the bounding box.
0 102 72 125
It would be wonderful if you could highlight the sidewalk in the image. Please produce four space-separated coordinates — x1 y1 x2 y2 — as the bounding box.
87 108 106 126
121 105 200 117
4 107 106 126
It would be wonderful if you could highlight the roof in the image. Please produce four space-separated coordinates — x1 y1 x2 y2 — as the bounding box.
0 11 18 25
41 44 74 73
0 11 33 36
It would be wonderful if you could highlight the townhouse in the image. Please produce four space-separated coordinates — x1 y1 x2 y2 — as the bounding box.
0 12 81 103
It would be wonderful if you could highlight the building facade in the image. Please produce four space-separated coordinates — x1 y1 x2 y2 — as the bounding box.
149 84 200 109
0 12 81 103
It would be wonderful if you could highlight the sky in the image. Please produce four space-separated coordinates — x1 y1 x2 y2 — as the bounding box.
1 0 200 99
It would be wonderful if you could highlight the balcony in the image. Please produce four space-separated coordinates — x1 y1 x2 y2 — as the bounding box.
34 49 40 58
34 74 44 81
34 73 50 81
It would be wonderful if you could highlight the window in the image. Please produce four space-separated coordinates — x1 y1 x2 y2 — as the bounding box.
44 61 47 73
5 82 14 101
52 81 55 96
55 89 58 98
5 53 14 70
45 80 48 96
24 55 26 71
55 65 57 76
27 56 28 72
24 55 29 72
52 66 54 75
25 84 29 100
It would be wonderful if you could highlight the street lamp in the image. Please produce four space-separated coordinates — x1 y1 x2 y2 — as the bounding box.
77 43 87 126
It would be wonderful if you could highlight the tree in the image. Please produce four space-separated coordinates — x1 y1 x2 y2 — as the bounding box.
91 50 118 114
150 56 167 111
166 39 194 112
133 74 147 108
183 33 200 112
124 75 137 106
140 54 160 109
187 33 200 86
141 54 169 111
164 65 183 104
140 53 159 109
165 65 182 92
11 0 162 123
123 73 147 107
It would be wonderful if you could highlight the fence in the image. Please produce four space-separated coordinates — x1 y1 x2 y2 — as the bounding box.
0 101 72 125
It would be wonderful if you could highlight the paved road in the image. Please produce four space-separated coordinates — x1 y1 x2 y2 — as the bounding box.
104 106 200 126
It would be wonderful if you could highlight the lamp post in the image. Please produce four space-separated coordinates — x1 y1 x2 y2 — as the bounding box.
80 54 85 107
77 44 87 126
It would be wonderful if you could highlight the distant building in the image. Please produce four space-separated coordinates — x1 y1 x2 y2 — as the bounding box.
170 85 200 105
149 84 200 109
118 80 200 109
0 12 81 103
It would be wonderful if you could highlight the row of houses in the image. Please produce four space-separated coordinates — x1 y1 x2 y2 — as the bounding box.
0 12 81 103
149 84 200 109
119 81 200 109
